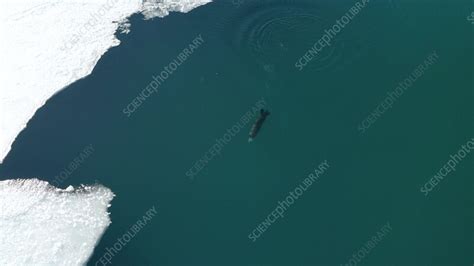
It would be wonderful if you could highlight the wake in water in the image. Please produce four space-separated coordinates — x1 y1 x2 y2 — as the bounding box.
212 0 378 75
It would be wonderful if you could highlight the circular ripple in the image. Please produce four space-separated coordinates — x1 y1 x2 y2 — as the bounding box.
212 0 384 75
233 2 327 68
214 0 354 74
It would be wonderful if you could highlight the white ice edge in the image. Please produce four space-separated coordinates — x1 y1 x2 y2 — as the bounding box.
0 0 211 264
0 178 115 266
0 0 212 164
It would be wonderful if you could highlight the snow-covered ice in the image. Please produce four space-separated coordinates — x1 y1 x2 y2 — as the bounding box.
0 0 212 264
0 0 212 163
0 178 115 265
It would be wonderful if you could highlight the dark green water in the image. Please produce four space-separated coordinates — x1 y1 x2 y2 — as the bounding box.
0 0 472 265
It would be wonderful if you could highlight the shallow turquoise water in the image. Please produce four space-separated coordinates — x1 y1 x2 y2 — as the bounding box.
0 0 472 265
